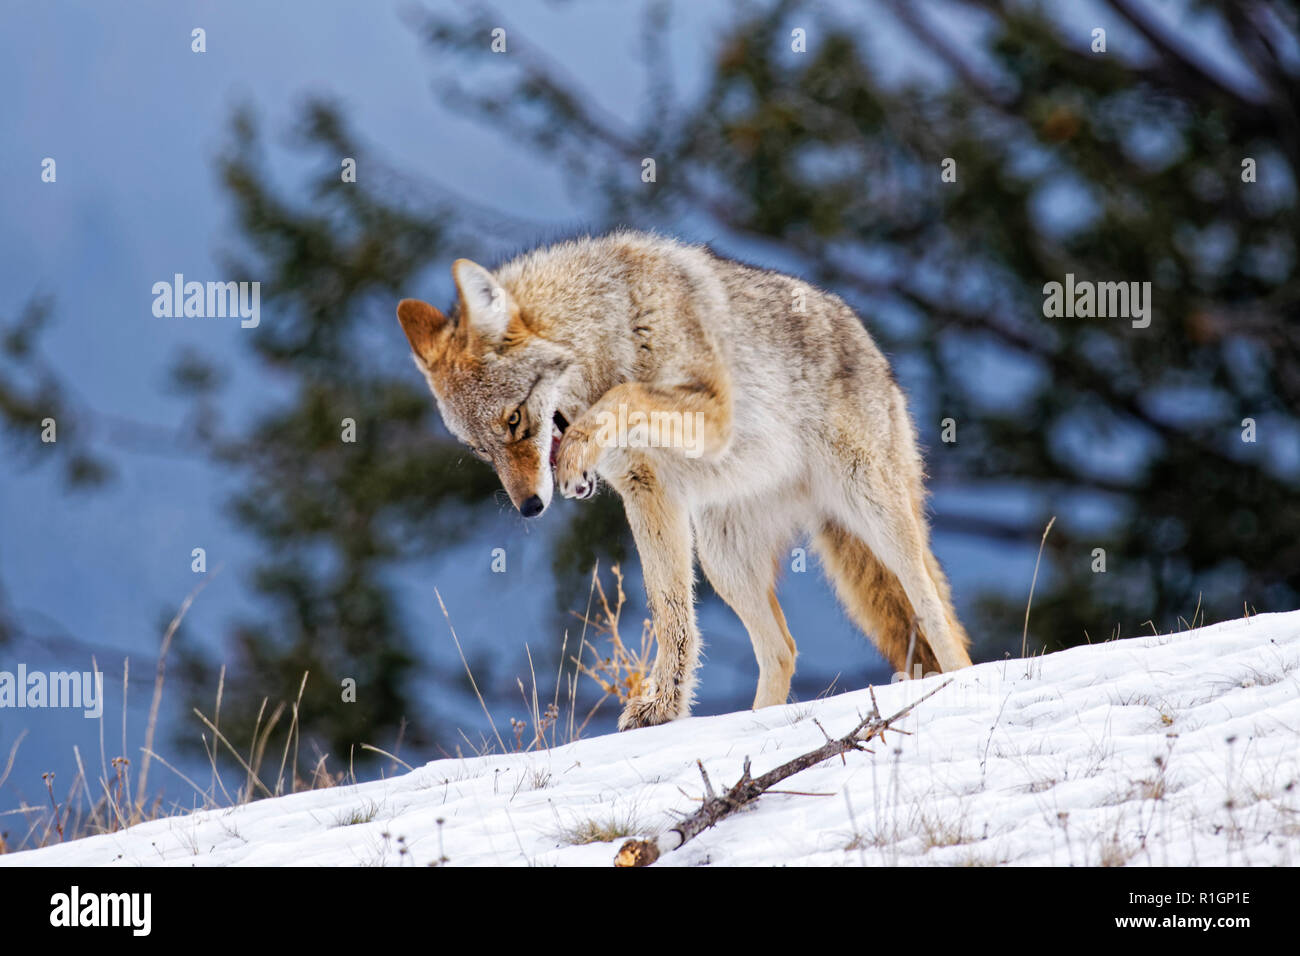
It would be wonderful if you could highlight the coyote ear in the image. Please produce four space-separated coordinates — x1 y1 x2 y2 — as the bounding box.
452 258 512 344
396 298 450 365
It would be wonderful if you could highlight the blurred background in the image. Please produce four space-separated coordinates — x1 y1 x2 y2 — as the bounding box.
1 0 1297 846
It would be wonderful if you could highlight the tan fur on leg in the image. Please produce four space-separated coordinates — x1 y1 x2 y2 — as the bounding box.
612 461 700 729
815 521 970 675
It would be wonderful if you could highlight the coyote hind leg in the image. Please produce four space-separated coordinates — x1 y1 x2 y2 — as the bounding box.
694 501 799 709
821 437 971 673
815 520 970 674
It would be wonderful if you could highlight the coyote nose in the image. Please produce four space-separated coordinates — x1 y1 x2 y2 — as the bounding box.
519 495 545 518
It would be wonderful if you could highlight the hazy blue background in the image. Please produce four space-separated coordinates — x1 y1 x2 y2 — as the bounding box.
0 0 1147 814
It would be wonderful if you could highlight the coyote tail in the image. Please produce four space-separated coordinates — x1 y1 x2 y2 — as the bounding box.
814 520 970 676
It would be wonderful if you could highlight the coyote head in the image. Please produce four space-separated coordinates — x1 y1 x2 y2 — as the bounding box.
396 259 575 518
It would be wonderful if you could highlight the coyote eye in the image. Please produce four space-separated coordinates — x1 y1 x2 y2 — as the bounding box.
507 409 522 430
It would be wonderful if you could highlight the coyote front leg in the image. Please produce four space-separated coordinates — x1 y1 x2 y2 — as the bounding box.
614 468 699 729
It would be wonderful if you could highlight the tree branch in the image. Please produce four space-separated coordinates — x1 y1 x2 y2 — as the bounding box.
883 0 1018 110
1105 0 1269 109
613 681 952 866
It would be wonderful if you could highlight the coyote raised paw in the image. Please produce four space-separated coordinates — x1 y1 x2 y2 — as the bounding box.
554 425 599 500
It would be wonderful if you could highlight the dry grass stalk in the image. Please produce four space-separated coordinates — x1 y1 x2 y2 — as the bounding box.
572 565 654 726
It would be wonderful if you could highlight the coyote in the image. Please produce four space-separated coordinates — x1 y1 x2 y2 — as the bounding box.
396 231 971 730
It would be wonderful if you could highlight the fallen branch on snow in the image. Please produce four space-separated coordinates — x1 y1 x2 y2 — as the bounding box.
613 679 952 866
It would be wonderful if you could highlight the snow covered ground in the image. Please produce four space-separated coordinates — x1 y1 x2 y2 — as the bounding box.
5 610 1299 867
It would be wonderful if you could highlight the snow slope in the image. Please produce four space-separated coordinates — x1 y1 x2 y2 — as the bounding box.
5 610 1299 867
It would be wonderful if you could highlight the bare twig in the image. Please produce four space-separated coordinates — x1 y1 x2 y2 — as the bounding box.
614 681 952 866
